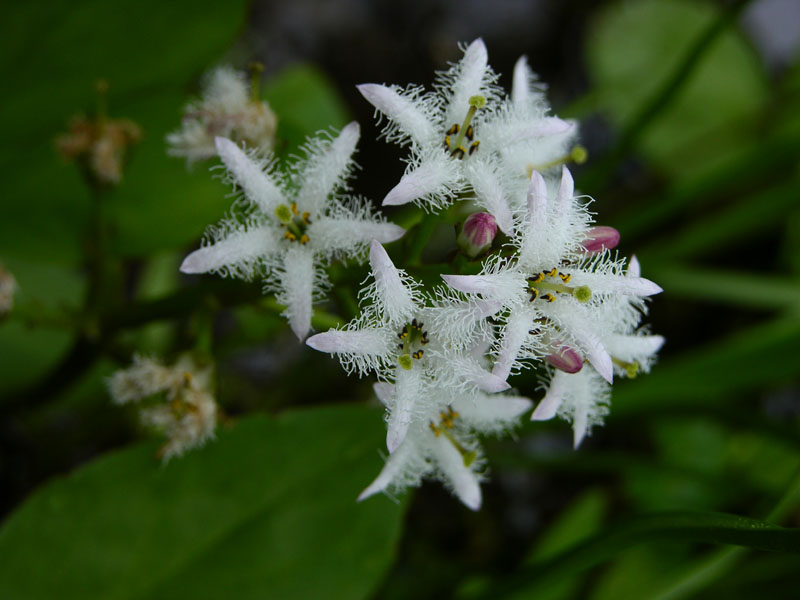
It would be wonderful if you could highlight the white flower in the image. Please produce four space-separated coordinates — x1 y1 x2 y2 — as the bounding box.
108 355 217 461
307 241 509 453
442 167 662 384
167 66 278 166
358 39 574 234
180 124 405 340
358 380 532 510
0 263 17 316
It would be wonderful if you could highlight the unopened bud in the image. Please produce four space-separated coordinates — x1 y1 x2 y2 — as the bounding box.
458 212 497 257
546 345 584 373
0 263 17 317
581 226 620 254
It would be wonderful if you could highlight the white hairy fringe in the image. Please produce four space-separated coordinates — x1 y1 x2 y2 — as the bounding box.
311 196 393 262
288 127 358 204
202 214 272 280
372 84 443 148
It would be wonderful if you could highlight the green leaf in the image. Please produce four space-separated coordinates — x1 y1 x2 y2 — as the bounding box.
487 512 800 599
0 0 248 263
0 404 406 600
612 315 800 415
264 64 351 156
640 264 800 311
587 0 767 180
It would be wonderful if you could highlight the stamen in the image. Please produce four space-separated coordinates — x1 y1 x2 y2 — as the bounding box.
469 140 480 155
527 269 592 303
526 145 588 175
429 408 476 466
446 95 486 159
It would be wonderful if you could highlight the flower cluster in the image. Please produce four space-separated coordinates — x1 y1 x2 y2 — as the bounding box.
167 40 662 510
108 355 217 461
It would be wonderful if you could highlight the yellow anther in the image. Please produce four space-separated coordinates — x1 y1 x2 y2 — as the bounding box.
546 268 558 277
302 211 311 224
452 146 466 159
299 234 310 245
559 272 571 283
542 293 555 303
529 272 544 283
290 202 299 215
465 125 474 141
412 350 424 360
529 288 539 302
446 124 459 136
448 407 459 419
444 135 451 150
284 231 297 241
429 423 441 437
469 140 480 155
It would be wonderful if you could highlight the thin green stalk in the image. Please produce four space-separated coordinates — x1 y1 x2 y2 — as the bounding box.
579 0 756 191
405 213 438 266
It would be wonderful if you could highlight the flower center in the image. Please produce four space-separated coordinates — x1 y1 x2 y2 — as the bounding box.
527 268 592 303
275 202 311 245
443 95 485 160
396 318 429 370
429 407 477 467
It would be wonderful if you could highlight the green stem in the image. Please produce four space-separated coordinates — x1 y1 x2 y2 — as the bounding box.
405 213 438 266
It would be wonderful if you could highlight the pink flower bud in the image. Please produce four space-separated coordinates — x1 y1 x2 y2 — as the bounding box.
546 345 584 373
581 226 620 254
457 212 497 257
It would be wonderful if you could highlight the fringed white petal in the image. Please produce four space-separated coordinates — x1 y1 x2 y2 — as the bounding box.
373 382 394 407
357 438 421 502
573 407 589 449
445 38 489 127
309 218 405 255
527 170 549 230
295 122 360 216
431 434 482 511
511 55 533 107
180 225 278 275
441 272 524 302
278 246 316 340
603 334 665 364
493 308 535 381
453 393 532 431
386 367 423 453
369 240 418 324
383 154 457 206
532 371 567 420
465 159 513 234
306 328 389 356
215 137 285 214
568 272 663 297
627 255 641 278
509 118 574 144
356 84 436 147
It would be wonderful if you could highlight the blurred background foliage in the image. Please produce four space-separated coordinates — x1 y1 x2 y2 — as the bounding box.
1 0 799 598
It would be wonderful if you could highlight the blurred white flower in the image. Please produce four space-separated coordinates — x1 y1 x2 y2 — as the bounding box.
0 263 17 316
108 355 217 461
180 124 405 340
167 65 277 166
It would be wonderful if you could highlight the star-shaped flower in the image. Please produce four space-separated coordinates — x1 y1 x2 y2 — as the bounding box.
180 124 405 340
357 380 532 511
358 39 574 234
307 241 508 453
443 167 662 384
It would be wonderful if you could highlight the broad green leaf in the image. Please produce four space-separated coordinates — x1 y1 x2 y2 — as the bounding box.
264 64 351 156
485 511 800 599
0 257 83 396
641 264 800 311
587 0 767 180
0 0 248 263
0 404 406 600
612 315 800 415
